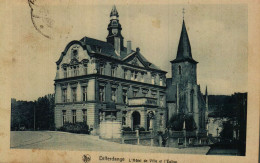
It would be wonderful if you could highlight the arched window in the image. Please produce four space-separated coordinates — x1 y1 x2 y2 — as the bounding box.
178 65 182 75
190 90 194 112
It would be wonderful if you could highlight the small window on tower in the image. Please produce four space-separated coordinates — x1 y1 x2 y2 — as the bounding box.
178 65 182 75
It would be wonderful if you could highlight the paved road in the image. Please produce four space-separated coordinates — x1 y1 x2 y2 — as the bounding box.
10 131 210 154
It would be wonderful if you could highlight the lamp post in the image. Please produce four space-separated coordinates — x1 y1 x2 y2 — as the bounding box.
34 102 36 131
183 118 186 147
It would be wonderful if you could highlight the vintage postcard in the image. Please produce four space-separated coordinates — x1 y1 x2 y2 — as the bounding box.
0 0 259 162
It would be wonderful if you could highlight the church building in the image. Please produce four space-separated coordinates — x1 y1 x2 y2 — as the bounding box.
166 18 207 134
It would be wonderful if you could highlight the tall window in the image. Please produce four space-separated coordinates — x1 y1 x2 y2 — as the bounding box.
99 86 105 102
178 65 182 75
63 68 67 78
73 66 79 76
122 117 126 125
111 67 116 77
62 110 66 126
82 110 87 124
159 114 163 127
82 86 87 102
151 75 155 85
99 64 104 75
159 77 163 86
190 90 194 112
141 73 144 82
134 71 138 81
124 70 127 79
72 88 77 102
159 95 164 107
131 71 134 80
62 89 67 103
111 88 116 102
122 90 128 104
72 110 76 124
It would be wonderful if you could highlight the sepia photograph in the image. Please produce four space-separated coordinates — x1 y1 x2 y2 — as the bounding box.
1 0 259 163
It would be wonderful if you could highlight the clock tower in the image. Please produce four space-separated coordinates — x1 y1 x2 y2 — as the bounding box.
106 5 124 53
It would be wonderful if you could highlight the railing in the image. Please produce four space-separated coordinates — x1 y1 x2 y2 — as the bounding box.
169 131 197 138
121 130 155 146
128 97 157 106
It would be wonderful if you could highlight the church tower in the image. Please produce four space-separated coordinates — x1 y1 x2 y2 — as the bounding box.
106 5 124 54
170 20 198 85
169 14 206 132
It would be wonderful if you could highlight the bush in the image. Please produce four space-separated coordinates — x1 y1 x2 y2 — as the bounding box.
58 122 90 134
167 113 197 131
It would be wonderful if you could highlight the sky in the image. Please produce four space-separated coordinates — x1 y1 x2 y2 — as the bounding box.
10 2 248 101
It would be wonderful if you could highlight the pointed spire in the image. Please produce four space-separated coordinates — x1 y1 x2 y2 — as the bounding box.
110 5 119 17
205 85 208 96
176 20 193 60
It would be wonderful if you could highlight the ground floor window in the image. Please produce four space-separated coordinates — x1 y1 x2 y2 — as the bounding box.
178 138 183 145
72 110 76 124
62 110 66 126
82 109 87 124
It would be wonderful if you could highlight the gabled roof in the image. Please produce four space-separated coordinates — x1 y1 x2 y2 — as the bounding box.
57 36 166 73
171 20 198 64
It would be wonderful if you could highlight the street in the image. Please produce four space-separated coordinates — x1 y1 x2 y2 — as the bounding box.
11 131 210 154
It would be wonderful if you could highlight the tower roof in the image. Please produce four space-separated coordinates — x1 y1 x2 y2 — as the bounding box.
171 20 198 64
110 5 119 17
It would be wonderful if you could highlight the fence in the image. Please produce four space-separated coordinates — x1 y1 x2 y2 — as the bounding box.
122 130 158 146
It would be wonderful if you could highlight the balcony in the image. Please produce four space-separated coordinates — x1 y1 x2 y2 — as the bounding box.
128 97 157 107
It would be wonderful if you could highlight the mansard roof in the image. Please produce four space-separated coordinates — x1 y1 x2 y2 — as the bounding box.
171 20 198 64
56 36 166 73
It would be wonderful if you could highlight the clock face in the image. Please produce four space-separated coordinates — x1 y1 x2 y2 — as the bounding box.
112 29 118 35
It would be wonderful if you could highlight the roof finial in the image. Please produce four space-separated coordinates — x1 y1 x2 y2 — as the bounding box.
182 8 185 20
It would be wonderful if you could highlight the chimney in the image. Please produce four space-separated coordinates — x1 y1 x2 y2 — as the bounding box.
114 37 121 55
136 47 140 53
127 41 132 54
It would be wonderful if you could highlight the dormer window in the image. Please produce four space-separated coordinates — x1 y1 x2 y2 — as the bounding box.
95 46 102 53
63 68 67 78
71 46 79 59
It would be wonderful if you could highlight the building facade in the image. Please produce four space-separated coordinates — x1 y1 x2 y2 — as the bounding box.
54 6 167 134
54 5 207 136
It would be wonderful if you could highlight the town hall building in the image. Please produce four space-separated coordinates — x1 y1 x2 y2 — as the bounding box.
54 5 207 137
